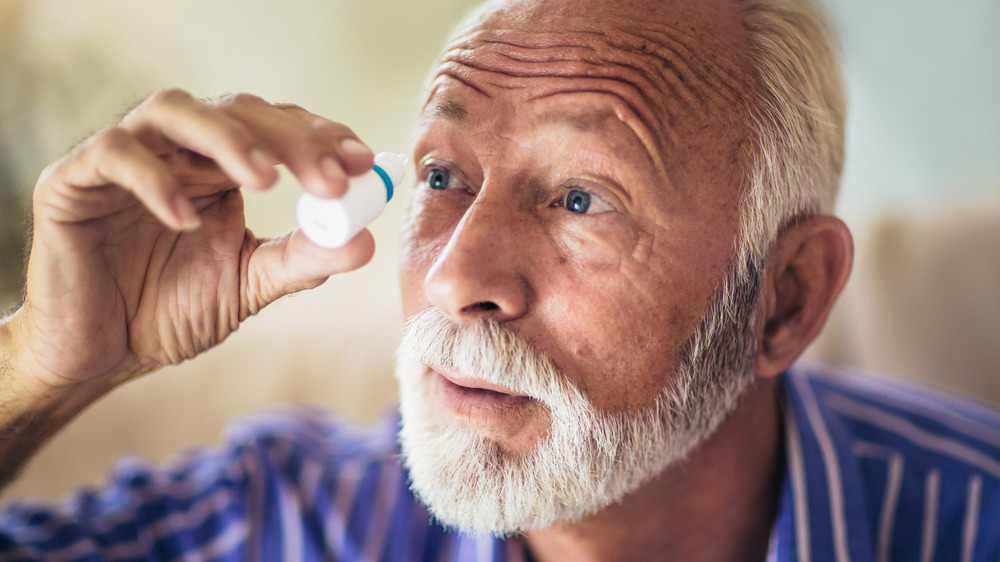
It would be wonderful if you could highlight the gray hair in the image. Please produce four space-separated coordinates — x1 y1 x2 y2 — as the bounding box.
736 0 847 275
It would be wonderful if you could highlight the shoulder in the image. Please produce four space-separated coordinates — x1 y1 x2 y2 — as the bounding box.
783 363 1000 560
785 362 1000 471
222 404 402 465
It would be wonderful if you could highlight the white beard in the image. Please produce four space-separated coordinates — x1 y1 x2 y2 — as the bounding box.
395 263 761 536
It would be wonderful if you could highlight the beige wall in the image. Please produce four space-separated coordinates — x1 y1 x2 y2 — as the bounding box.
1 0 480 502
1 0 998 504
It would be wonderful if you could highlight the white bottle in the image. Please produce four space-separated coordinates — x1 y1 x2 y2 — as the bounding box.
296 152 408 248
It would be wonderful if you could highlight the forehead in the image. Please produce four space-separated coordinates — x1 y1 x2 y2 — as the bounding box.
421 0 754 159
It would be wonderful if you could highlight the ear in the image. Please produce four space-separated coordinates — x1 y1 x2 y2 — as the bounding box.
754 215 854 378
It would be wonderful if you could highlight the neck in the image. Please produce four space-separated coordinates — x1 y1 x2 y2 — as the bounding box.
524 376 784 562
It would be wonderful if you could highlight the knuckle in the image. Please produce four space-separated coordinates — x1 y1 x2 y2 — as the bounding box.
89 126 134 154
310 119 353 139
144 88 193 109
274 102 306 113
34 160 61 194
220 92 267 110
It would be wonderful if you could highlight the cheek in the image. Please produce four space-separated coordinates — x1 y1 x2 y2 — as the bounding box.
533 239 696 413
399 193 464 315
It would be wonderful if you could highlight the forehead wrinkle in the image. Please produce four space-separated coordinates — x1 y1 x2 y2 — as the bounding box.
437 38 673 148
438 25 750 141
629 22 749 107
530 87 670 181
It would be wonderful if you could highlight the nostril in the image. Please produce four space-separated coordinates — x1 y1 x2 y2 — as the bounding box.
463 301 500 313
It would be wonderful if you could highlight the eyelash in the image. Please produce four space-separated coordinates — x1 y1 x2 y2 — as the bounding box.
421 166 615 215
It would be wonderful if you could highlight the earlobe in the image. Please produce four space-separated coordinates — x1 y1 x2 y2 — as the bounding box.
754 216 854 378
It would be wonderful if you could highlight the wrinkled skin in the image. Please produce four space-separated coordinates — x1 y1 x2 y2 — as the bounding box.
0 0 854 559
398 0 787 560
402 0 755 456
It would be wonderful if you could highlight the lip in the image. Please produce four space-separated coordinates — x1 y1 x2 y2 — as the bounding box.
432 364 529 397
427 364 535 425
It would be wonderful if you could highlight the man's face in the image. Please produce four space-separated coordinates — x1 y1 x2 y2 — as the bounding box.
396 0 758 531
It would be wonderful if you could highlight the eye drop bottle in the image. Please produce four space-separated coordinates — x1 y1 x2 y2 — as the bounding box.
296 152 408 248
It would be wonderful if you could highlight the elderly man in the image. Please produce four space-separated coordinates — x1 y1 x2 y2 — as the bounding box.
1 0 998 560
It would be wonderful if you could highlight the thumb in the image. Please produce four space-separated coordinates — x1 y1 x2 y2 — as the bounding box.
244 228 376 315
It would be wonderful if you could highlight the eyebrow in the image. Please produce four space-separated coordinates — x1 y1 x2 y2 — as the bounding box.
428 98 469 124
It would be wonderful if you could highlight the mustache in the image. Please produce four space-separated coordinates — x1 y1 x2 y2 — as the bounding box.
396 307 582 407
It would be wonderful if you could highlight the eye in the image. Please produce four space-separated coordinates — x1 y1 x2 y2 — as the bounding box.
425 167 465 190
561 189 615 215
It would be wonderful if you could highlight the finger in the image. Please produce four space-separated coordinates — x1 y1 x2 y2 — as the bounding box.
44 127 199 231
274 103 375 175
244 228 376 315
221 98 374 199
121 89 280 192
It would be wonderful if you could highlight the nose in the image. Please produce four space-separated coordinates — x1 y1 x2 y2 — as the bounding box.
423 198 530 323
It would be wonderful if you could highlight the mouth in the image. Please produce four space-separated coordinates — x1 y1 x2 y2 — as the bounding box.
427 364 536 424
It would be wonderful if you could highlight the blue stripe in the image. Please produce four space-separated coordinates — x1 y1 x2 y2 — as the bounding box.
374 165 394 202
342 459 383 560
4 382 1000 560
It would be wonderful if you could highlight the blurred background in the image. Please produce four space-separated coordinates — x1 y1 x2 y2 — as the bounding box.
0 0 997 502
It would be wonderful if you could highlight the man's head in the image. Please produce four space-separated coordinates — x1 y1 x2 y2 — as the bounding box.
394 0 851 534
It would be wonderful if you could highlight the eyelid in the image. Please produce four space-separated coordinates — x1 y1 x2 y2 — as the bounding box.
559 179 620 214
580 190 616 214
418 159 472 191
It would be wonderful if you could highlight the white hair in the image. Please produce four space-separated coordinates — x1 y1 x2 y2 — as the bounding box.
736 0 847 274
395 255 762 535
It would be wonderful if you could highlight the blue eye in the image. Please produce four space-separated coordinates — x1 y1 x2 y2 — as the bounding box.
559 188 615 215
565 190 592 214
427 168 452 190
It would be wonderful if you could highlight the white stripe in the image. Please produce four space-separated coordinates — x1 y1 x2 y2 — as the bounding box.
476 534 495 561
276 460 304 562
785 398 812 562
809 366 1000 449
454 536 476 561
793 375 851 562
362 462 403 561
962 475 982 562
827 394 1000 479
326 461 363 555
853 441 897 459
190 520 248 560
877 454 904 562
921 469 940 562
298 457 324 512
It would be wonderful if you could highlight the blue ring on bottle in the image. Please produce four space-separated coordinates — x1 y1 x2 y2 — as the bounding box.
373 165 393 202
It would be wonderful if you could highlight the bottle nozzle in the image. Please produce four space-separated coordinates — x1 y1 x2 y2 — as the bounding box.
373 153 408 202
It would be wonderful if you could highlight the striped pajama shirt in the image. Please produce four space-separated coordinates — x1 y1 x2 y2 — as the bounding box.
2 364 998 561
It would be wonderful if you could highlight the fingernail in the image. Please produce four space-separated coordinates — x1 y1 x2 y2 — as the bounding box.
249 147 277 172
320 156 345 182
339 138 372 159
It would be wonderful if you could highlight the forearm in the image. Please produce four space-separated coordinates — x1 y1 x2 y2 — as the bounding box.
0 311 119 491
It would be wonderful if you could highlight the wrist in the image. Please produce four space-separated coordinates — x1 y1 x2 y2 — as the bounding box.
0 309 121 423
